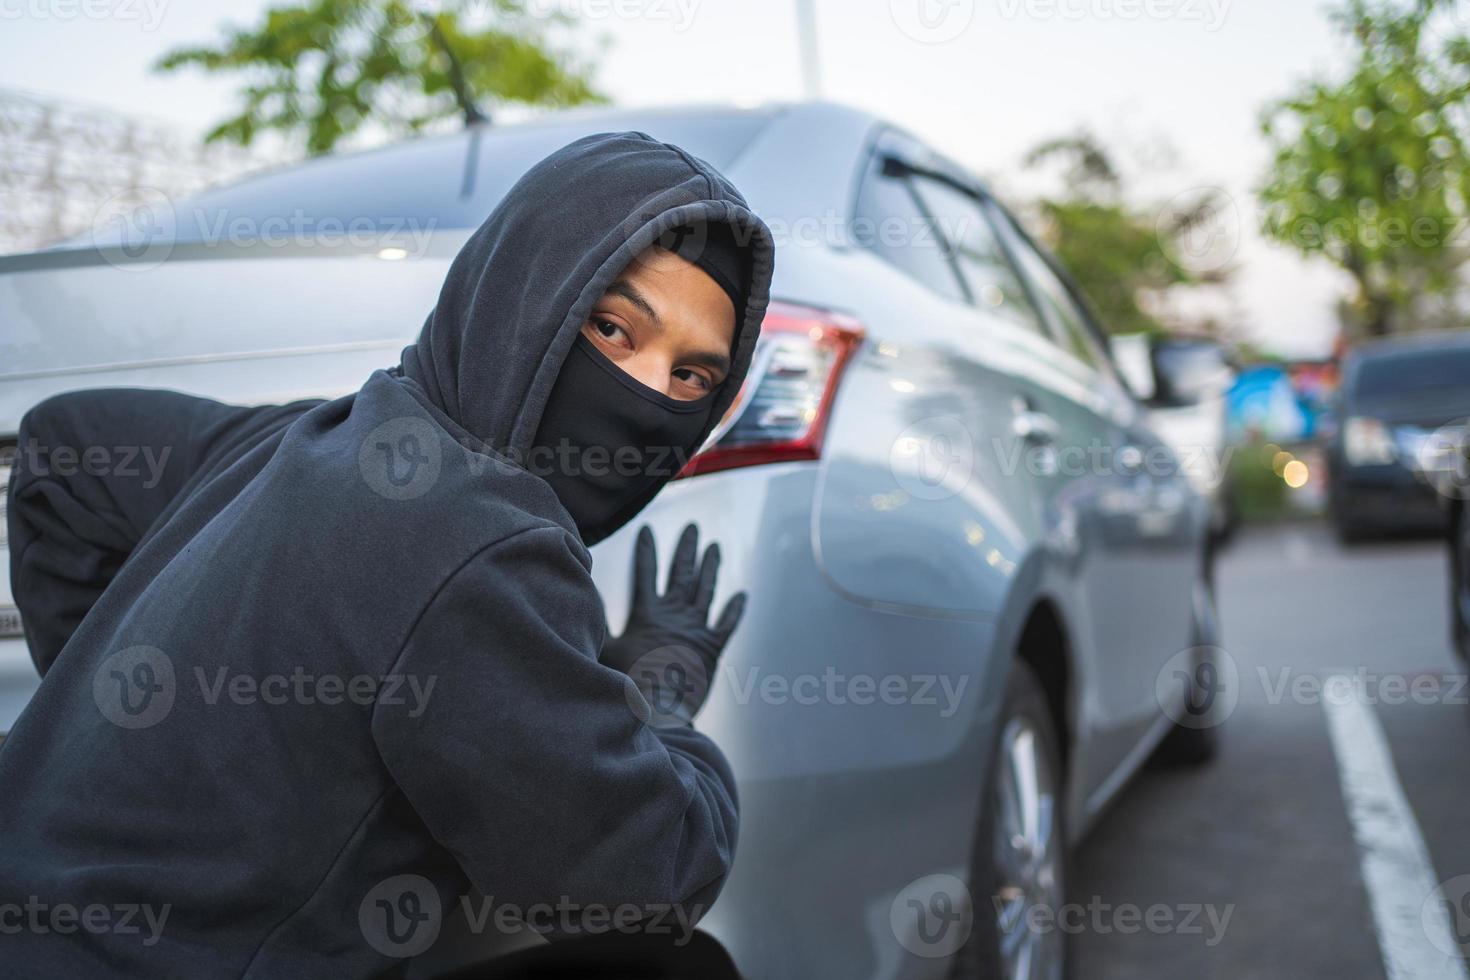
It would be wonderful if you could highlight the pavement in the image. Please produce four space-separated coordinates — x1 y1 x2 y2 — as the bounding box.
1071 521 1470 979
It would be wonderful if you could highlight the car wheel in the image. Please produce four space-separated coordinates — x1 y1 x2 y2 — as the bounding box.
951 660 1067 980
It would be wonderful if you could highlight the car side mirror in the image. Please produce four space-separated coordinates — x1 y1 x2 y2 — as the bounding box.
1149 340 1236 408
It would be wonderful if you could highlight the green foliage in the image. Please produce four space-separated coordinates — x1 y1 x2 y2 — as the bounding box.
1258 0 1470 336
156 0 605 156
1024 133 1231 336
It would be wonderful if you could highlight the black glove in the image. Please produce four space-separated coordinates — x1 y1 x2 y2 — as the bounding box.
601 523 747 727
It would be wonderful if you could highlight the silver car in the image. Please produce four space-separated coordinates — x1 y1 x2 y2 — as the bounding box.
0 102 1221 979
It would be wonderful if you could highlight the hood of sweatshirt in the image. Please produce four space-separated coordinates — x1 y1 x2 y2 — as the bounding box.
396 130 776 541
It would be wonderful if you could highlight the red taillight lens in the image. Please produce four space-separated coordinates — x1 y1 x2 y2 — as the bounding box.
681 300 864 477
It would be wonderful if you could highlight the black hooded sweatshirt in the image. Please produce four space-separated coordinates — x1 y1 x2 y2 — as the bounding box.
0 131 775 977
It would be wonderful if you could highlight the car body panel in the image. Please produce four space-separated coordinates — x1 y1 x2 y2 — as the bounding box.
0 101 1210 978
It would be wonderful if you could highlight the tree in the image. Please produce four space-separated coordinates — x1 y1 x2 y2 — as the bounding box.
1022 132 1233 337
156 0 605 156
1258 0 1470 337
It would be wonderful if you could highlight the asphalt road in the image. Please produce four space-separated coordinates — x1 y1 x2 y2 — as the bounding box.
1071 521 1470 979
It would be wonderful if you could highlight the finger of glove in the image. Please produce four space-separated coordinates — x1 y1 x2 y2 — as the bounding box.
693 542 721 617
632 525 658 602
665 523 700 600
712 591 748 645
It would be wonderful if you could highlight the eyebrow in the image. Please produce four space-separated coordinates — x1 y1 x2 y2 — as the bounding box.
606 278 733 378
608 280 661 326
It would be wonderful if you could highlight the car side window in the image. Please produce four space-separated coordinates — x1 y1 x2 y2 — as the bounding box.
989 206 1112 373
907 175 1049 337
853 155 967 303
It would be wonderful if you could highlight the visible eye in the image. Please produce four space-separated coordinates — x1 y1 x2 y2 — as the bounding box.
586 316 632 350
672 367 714 396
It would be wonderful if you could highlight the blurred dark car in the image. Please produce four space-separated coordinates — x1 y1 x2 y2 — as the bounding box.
1327 331 1470 541
1447 421 1470 661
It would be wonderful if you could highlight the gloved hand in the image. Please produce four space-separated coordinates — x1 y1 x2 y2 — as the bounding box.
601 523 747 727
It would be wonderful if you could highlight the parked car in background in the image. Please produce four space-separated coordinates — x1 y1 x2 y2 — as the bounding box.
1110 333 1238 543
0 102 1221 979
1327 331 1470 542
1442 419 1470 662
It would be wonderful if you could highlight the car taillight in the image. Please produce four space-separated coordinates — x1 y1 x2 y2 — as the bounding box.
682 301 864 477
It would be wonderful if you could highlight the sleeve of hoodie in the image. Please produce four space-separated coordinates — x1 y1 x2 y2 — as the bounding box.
371 523 739 929
6 388 270 675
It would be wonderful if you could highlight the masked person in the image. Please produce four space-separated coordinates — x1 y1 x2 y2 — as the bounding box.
0 131 774 977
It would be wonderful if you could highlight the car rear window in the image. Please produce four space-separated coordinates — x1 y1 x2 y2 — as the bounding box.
91 109 776 247
1355 348 1470 397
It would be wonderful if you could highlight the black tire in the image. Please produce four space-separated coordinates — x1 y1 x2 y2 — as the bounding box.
951 660 1069 980
1153 619 1223 768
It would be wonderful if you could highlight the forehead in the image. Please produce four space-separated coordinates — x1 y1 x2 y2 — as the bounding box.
614 245 736 349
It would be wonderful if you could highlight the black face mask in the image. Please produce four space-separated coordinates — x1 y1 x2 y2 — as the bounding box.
529 334 718 544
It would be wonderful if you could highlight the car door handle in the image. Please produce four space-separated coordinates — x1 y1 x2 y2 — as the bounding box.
1012 409 1060 445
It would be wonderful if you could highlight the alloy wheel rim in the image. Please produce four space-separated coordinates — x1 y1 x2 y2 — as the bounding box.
992 718 1063 980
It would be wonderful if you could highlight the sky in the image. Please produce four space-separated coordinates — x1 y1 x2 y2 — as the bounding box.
0 0 1371 356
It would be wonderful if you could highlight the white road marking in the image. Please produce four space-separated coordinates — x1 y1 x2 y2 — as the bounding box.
1323 675 1470 980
